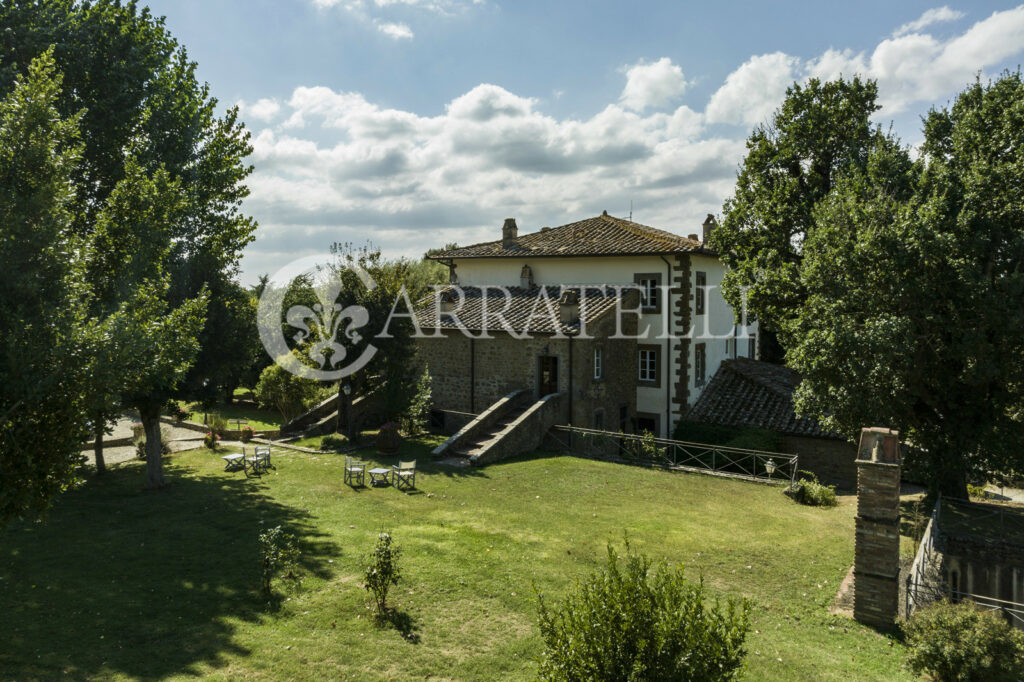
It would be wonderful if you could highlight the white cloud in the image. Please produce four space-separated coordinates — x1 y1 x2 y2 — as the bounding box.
376 21 414 39
893 6 965 37
238 97 282 123
619 58 689 112
705 52 799 126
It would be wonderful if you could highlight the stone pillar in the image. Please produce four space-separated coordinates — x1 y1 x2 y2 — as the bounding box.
853 427 901 629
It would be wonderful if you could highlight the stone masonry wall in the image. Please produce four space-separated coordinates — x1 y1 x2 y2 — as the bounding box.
781 435 859 489
854 428 901 629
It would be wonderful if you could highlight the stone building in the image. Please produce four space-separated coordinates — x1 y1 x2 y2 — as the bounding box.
685 357 858 486
417 212 757 436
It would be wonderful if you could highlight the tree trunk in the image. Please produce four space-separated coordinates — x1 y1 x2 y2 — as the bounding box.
93 418 106 475
224 384 235 405
141 408 165 489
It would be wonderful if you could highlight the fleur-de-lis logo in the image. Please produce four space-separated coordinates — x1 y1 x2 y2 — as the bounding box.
257 256 378 381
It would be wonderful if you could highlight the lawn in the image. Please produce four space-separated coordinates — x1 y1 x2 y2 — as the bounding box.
178 400 287 432
0 439 913 680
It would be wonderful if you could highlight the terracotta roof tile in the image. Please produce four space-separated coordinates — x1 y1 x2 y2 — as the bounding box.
687 358 842 439
431 213 714 259
414 285 628 335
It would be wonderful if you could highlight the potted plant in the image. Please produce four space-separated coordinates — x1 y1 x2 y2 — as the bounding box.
240 426 255 443
376 421 402 455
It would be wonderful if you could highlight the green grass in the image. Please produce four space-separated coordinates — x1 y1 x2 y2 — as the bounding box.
179 400 286 432
0 440 912 680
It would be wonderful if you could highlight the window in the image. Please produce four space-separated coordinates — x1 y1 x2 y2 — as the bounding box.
695 271 706 315
633 272 662 313
748 335 757 359
695 343 706 386
638 345 661 387
636 413 660 436
593 347 603 380
593 409 605 430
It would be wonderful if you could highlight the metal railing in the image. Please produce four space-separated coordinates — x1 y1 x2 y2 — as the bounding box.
547 425 798 485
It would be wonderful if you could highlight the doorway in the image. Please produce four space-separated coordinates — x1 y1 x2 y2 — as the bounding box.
538 356 559 396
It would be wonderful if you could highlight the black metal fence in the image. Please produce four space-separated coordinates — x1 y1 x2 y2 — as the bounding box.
547 425 799 485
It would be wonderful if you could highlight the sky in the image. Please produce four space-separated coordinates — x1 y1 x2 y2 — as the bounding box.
144 0 1024 284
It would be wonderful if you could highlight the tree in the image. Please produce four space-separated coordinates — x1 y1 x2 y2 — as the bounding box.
0 50 90 523
710 77 884 360
1 1 256 486
787 73 1024 497
254 363 321 423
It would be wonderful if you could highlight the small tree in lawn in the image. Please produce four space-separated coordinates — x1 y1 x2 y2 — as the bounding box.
258 525 300 597
401 366 433 435
364 531 402 617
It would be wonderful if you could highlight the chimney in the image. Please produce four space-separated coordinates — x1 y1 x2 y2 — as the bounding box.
559 289 580 325
502 218 518 249
520 264 535 289
702 214 716 243
688 233 699 241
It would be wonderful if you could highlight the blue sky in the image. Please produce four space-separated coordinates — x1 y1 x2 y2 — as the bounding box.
145 1 1024 283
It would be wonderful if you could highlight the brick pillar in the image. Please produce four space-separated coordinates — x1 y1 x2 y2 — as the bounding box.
853 427 901 629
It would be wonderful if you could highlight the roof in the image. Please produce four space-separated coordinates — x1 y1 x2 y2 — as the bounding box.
686 357 842 440
414 285 628 335
430 212 715 259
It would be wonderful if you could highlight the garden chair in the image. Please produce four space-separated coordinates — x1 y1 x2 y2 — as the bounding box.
244 446 273 476
392 460 416 491
344 457 366 487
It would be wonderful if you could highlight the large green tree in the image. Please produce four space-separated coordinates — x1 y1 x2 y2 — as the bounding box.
0 51 90 523
710 77 885 359
787 73 1024 497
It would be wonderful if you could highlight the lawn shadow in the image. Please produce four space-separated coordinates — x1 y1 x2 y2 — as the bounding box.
0 460 340 679
377 607 421 644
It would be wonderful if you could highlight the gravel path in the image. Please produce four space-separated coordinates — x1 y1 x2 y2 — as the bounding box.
81 418 206 468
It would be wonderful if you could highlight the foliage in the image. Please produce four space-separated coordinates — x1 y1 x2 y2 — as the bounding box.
785 471 838 507
206 412 228 437
785 73 1024 496
903 600 1024 681
400 366 433 435
966 484 992 501
240 426 254 443
254 363 321 423
0 50 91 524
364 531 402 615
536 540 750 681
711 77 886 358
135 427 172 460
673 422 782 452
202 432 221 451
164 400 191 422
319 435 348 452
0 0 256 491
257 525 300 596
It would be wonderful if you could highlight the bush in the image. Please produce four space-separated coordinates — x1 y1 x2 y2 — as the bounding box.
255 363 321 422
967 483 993 500
536 540 750 681
134 426 172 460
258 525 300 596
400 366 432 435
364 531 402 616
207 412 228 437
903 600 1024 681
672 421 782 452
319 434 347 452
785 471 838 507
203 432 221 450
164 400 191 423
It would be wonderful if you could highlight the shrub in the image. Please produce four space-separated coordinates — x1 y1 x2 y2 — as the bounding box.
240 426 255 443
258 525 300 596
203 432 221 450
364 531 402 616
785 471 838 507
319 434 347 452
536 541 750 681
164 400 191 423
134 426 172 459
903 600 1024 681
255 363 321 422
967 483 993 500
207 412 228 437
400 366 433 435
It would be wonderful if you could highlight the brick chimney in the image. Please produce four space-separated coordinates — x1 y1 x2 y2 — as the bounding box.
702 214 716 243
559 289 580 325
502 218 518 249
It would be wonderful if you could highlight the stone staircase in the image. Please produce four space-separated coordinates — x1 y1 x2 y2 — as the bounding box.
432 390 566 466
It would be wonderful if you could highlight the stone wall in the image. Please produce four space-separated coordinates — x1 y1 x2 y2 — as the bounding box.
473 393 566 465
781 435 858 489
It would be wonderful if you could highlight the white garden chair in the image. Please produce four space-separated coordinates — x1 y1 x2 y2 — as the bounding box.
392 460 416 491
